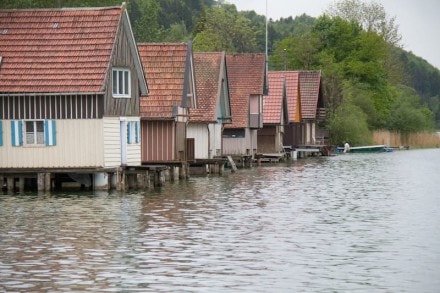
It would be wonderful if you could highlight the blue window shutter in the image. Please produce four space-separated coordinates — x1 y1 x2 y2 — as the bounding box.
135 121 140 144
11 120 23 146
0 121 3 146
45 120 56 146
127 121 132 144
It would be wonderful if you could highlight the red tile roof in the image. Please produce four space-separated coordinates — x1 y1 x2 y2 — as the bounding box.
0 6 123 93
264 71 284 124
270 71 300 123
225 53 266 128
190 52 224 123
138 43 188 119
284 71 301 123
299 70 321 119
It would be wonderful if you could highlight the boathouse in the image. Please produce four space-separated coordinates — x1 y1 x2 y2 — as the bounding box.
223 54 267 165
0 5 148 192
280 71 302 149
299 71 326 145
257 71 289 159
137 42 197 180
188 52 232 174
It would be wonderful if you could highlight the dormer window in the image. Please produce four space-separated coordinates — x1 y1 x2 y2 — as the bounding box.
112 68 131 98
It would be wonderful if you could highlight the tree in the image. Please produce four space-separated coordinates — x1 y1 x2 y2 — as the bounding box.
131 0 163 42
387 86 435 133
326 0 402 46
328 101 372 146
192 5 258 53
270 34 320 70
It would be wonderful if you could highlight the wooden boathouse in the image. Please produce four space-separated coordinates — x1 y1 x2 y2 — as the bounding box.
0 4 160 192
223 53 267 166
188 52 232 175
137 42 197 180
257 71 289 162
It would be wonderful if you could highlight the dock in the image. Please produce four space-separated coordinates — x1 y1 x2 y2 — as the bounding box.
1 165 170 193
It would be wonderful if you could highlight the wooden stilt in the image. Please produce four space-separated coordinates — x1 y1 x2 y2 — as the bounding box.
45 173 51 192
18 177 25 192
7 176 15 192
37 173 45 192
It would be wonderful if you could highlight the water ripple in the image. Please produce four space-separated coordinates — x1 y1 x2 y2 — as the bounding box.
1 149 440 292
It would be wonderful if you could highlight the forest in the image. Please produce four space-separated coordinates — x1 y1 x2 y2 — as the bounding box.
1 0 439 145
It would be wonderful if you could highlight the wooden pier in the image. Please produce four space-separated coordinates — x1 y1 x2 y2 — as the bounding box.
188 158 228 175
1 165 170 193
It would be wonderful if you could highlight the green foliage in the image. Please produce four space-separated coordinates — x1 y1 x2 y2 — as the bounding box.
326 0 402 46
192 5 258 53
387 86 435 133
270 34 320 70
131 0 164 42
1 0 439 133
328 101 372 146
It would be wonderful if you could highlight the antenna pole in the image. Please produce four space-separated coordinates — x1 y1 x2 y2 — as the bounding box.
265 0 268 73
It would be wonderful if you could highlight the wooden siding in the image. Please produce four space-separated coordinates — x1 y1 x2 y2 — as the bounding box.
258 126 277 153
284 123 302 147
209 123 223 157
249 94 263 129
103 117 121 167
0 94 104 120
175 122 187 161
187 123 209 159
104 16 141 117
223 128 257 156
141 120 175 162
187 122 223 159
0 119 104 168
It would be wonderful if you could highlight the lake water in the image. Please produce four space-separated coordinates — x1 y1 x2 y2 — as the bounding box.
1 149 439 292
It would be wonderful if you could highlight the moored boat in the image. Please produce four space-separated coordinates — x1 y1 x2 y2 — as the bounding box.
335 145 393 153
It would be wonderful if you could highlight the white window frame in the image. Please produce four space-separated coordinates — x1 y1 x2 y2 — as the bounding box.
127 121 140 145
112 68 131 98
24 120 45 146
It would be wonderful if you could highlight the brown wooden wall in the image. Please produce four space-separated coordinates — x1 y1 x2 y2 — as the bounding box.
0 94 104 120
284 123 302 147
257 126 276 153
104 20 140 117
141 120 175 162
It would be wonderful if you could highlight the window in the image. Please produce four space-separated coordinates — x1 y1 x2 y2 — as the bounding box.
127 121 140 144
223 128 245 138
25 121 44 145
11 120 56 147
112 68 131 98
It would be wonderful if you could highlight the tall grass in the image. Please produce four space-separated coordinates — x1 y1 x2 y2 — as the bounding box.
373 130 440 148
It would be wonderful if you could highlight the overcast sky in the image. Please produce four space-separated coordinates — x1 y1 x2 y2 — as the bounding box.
228 0 440 70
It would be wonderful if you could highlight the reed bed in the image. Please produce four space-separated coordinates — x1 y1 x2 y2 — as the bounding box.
373 130 440 148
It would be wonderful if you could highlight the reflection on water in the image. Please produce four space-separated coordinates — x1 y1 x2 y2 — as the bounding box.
1 149 440 292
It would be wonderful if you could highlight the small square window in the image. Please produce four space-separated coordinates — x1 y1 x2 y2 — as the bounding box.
112 68 131 98
25 121 44 145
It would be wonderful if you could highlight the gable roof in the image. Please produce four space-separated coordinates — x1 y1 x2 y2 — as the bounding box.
138 42 191 120
225 53 266 128
190 52 225 123
299 70 321 119
0 5 146 94
264 71 285 124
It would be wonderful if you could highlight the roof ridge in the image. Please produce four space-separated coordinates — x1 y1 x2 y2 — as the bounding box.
0 6 122 12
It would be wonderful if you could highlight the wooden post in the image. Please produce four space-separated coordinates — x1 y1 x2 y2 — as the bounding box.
37 173 45 192
18 177 25 192
6 176 15 192
45 173 51 192
154 170 162 187
179 163 187 179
